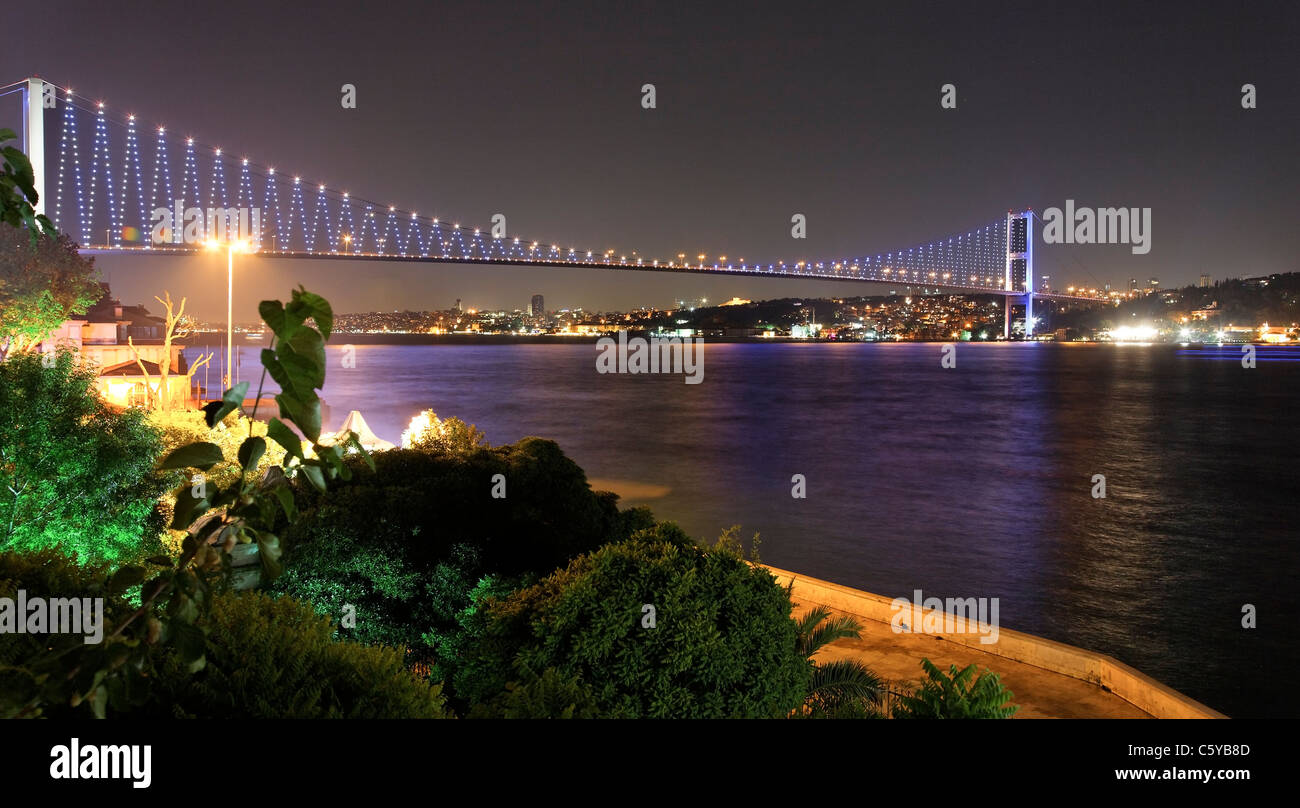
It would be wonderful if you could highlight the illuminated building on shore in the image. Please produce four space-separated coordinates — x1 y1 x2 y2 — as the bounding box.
36 284 191 408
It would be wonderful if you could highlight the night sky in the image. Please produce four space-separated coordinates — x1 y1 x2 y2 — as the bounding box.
2 0 1296 320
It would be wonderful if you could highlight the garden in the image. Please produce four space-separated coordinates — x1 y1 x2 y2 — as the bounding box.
0 137 1016 719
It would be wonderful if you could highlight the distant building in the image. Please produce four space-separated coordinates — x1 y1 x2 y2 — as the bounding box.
1198 274 1212 288
529 294 544 317
566 322 620 336
719 296 752 306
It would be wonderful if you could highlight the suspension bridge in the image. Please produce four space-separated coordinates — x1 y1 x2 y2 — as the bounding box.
6 77 1092 336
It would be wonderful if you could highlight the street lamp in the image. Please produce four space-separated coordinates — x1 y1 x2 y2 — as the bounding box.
205 238 256 392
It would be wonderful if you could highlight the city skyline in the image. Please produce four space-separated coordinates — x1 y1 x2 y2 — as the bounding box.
2 0 1296 320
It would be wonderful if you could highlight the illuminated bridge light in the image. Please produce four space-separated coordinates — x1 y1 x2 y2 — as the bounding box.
46 87 1026 280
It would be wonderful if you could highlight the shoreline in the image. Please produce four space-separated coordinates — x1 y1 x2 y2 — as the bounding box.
182 332 1283 347
765 565 1227 719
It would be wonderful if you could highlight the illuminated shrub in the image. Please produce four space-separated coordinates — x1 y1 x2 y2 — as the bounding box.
0 350 169 564
460 537 812 718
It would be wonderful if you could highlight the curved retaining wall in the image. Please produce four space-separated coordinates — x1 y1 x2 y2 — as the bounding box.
762 564 1227 719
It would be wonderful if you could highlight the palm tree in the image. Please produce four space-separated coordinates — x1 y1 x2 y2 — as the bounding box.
795 605 884 718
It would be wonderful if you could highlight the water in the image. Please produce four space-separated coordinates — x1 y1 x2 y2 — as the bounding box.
194 340 1299 718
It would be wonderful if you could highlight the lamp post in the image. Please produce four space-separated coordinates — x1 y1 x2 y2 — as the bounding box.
206 238 255 392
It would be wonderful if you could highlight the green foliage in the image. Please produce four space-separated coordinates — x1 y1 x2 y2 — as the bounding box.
0 549 135 717
0 129 55 246
0 349 169 564
0 551 447 718
460 534 812 718
273 438 642 688
0 227 100 360
795 605 862 659
139 591 451 718
791 606 884 719
627 519 697 549
5 286 366 719
894 658 1019 719
288 436 624 576
467 663 600 719
149 409 287 553
712 523 762 562
256 287 337 445
403 410 488 454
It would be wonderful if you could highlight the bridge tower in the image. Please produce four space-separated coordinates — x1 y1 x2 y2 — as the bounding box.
1003 209 1034 338
20 78 46 216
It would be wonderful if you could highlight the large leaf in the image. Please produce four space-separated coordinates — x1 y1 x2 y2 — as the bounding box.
257 533 283 578
170 483 209 530
159 442 225 471
345 430 376 471
237 436 266 471
298 463 326 492
280 327 327 388
271 485 297 521
276 391 321 442
265 418 304 461
289 287 334 340
171 620 207 665
201 381 249 428
258 299 302 341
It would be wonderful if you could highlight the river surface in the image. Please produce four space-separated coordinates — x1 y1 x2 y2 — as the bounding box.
189 340 1299 718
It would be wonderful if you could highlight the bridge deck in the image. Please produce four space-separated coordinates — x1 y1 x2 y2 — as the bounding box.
78 246 1096 301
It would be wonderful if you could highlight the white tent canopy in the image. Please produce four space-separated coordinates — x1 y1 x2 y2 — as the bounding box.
321 410 396 452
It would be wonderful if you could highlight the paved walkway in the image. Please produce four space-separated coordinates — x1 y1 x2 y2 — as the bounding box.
794 602 1151 719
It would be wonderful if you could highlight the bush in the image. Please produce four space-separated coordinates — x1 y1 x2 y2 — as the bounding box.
466 664 601 719
894 659 1019 719
140 591 452 718
273 438 650 683
0 350 168 564
401 410 487 454
286 438 629 574
459 536 812 718
0 550 449 718
0 549 136 718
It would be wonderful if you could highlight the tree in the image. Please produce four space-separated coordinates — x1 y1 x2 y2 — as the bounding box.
126 290 211 411
0 128 55 244
0 349 169 563
0 227 100 361
794 605 884 718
